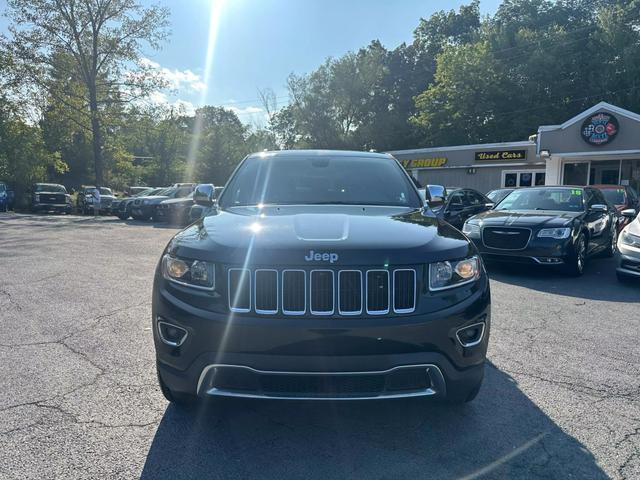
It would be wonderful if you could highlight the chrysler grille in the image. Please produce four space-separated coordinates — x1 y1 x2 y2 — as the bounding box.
482 227 531 250
228 268 417 316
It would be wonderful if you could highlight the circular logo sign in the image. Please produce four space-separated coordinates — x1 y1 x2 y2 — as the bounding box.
581 112 619 146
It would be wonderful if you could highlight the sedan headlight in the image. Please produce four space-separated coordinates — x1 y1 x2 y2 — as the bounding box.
162 254 215 290
537 227 571 239
620 230 640 248
429 256 480 291
462 222 480 238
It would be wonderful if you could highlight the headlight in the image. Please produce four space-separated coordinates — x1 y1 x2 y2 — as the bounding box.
429 256 480 291
462 222 480 238
537 227 571 239
162 254 215 290
66 195 72 203
620 230 640 248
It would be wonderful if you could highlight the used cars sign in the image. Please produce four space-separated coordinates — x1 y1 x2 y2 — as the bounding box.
474 150 527 161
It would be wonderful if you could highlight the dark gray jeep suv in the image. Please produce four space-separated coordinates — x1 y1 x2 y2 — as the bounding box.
152 150 491 405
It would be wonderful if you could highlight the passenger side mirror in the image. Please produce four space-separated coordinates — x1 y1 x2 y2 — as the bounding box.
484 202 495 209
621 208 637 218
193 184 216 207
590 204 608 213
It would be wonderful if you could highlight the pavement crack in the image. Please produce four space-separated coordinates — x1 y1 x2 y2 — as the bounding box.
0 287 22 311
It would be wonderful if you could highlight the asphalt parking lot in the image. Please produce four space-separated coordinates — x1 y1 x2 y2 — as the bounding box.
0 213 638 480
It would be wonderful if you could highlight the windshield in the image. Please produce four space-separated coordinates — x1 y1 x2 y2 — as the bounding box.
133 188 154 197
600 188 626 205
487 189 513 203
496 188 585 212
35 184 66 193
219 154 421 208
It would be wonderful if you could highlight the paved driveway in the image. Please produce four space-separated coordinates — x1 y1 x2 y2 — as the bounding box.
0 214 638 479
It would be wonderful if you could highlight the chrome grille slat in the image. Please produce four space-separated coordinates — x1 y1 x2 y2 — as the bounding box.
310 270 334 315
282 270 306 315
255 270 278 314
228 267 416 316
228 268 251 313
366 270 390 315
393 269 416 314
338 270 362 315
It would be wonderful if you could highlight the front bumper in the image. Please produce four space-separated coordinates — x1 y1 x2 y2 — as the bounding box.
131 205 155 218
153 275 490 400
617 246 640 278
32 203 71 213
471 236 571 265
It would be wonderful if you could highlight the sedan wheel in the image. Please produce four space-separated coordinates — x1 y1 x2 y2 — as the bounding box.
604 229 617 257
566 234 586 276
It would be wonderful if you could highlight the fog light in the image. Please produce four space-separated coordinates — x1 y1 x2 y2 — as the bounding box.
157 318 188 347
456 322 485 347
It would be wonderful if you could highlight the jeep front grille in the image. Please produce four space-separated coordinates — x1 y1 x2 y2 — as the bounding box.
228 267 417 316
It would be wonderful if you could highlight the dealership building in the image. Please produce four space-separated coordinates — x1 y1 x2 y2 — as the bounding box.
389 102 640 194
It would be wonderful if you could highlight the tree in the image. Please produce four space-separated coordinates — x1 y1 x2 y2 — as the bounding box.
194 106 252 186
2 0 169 185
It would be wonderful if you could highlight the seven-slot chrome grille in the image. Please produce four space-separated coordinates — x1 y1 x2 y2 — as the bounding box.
227 267 416 316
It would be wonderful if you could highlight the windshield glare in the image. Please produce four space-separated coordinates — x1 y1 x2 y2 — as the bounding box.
220 155 421 208
601 188 626 205
36 184 66 193
496 188 584 212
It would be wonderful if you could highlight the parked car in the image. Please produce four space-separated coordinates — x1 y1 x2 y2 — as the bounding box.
155 192 196 226
463 186 618 275
0 182 9 212
114 188 164 220
153 150 490 406
430 188 493 230
617 209 640 282
486 188 515 205
126 186 151 196
130 185 194 221
188 185 222 222
30 183 72 214
77 186 117 214
593 184 640 230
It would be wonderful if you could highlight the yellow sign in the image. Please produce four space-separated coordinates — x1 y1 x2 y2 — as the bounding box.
401 157 448 169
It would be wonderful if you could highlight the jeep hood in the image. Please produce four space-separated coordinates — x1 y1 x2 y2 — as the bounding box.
169 205 474 266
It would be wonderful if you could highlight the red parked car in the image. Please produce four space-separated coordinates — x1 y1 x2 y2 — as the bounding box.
593 184 640 230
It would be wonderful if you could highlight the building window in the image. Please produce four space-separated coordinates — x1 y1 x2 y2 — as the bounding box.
502 170 546 188
563 162 589 186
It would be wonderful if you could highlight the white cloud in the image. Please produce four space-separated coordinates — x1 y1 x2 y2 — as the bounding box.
141 57 206 93
228 105 269 125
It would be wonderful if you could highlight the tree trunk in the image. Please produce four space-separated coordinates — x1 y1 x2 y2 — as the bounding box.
89 87 103 186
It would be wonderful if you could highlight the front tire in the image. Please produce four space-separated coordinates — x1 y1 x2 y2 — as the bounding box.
604 228 617 257
565 233 587 276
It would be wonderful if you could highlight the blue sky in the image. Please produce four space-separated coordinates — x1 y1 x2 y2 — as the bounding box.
1 0 501 123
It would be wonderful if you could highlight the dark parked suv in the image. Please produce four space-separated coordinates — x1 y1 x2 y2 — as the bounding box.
30 183 72 214
153 150 491 405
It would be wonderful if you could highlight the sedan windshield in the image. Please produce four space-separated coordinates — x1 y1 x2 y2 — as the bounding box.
600 188 626 205
496 188 584 212
220 154 421 208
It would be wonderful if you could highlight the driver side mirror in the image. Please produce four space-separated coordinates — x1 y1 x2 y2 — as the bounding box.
427 196 444 208
193 183 216 207
621 208 637 218
590 204 608 213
